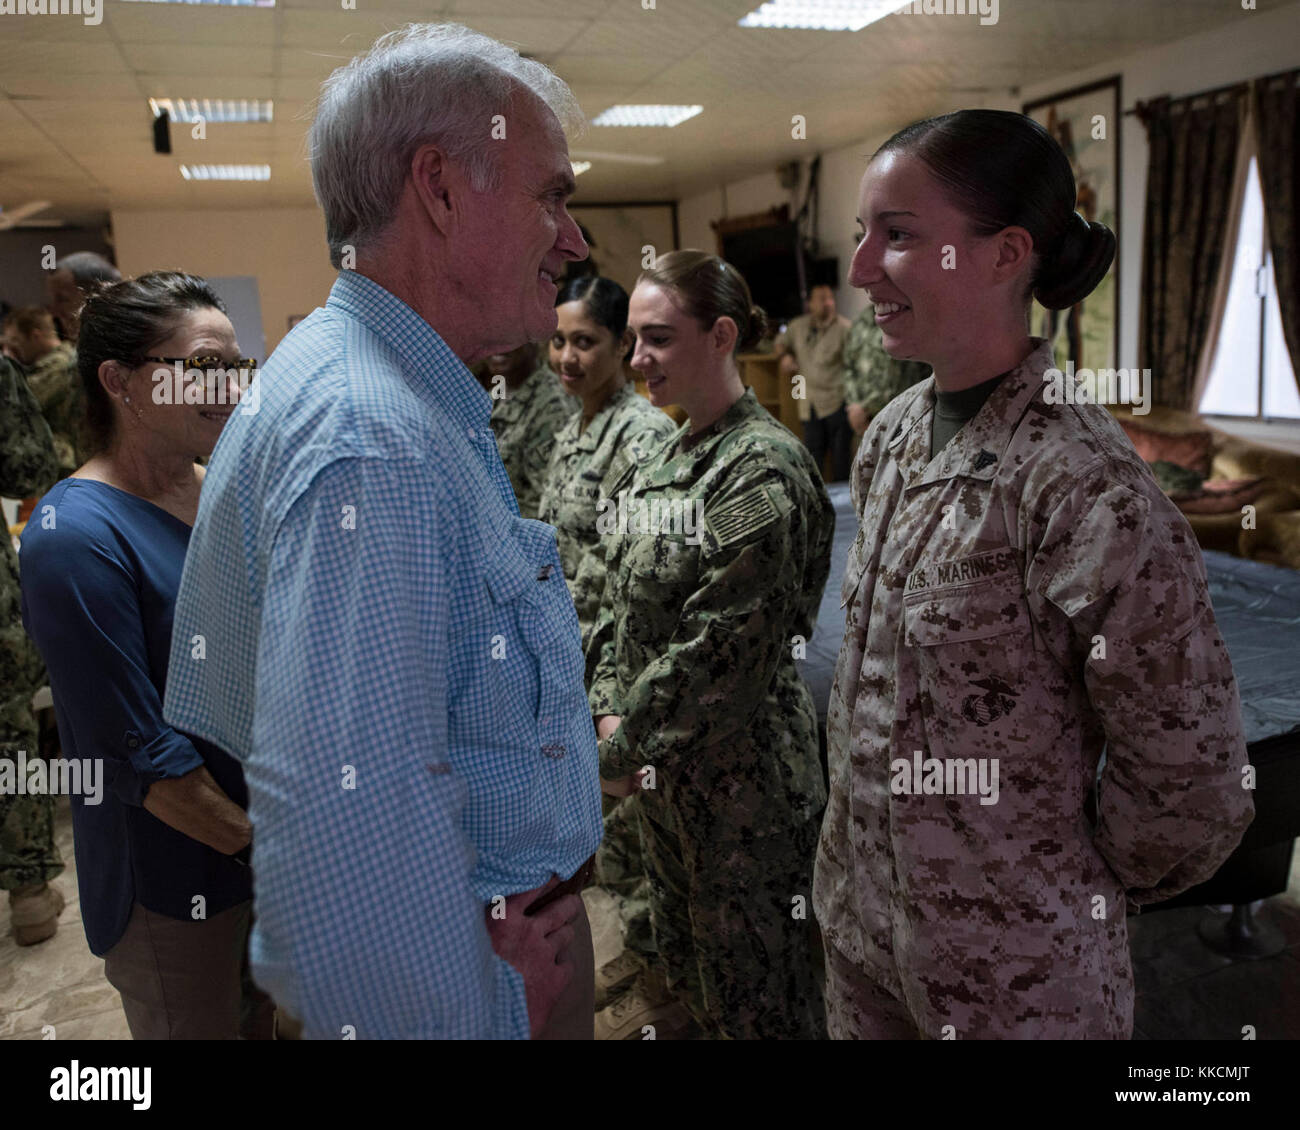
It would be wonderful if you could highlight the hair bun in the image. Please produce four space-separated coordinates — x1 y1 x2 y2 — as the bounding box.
1033 212 1115 310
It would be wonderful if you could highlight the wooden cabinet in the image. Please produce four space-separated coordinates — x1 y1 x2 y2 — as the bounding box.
738 351 801 435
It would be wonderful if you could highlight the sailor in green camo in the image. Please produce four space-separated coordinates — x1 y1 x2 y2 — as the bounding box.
4 309 85 476
589 382 835 1038
481 342 577 520
841 306 930 427
540 383 674 657
0 355 63 892
542 275 676 971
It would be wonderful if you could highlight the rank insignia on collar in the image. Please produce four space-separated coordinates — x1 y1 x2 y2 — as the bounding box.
973 449 997 470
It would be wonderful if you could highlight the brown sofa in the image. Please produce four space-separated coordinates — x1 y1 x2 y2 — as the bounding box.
1107 405 1300 569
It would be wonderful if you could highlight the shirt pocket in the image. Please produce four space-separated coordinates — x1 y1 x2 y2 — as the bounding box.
482 519 588 784
902 578 1033 748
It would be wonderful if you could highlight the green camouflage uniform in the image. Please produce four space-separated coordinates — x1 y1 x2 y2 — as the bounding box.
841 310 931 420
538 383 675 961
815 338 1254 1039
0 356 63 891
22 343 84 476
489 364 577 520
588 388 834 1039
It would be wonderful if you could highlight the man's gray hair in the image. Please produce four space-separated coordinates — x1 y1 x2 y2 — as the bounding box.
308 23 584 269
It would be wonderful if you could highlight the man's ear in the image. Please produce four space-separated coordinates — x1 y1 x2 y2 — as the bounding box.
409 143 456 236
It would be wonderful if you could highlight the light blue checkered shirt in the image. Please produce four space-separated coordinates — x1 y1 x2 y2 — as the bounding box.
163 270 602 1040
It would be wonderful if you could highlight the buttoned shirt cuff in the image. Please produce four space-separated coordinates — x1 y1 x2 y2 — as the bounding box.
115 728 206 807
598 726 638 780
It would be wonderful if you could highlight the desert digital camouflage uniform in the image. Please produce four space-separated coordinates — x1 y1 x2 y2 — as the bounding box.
539 382 676 660
588 388 834 1039
489 363 577 519
539 384 675 960
841 310 931 420
814 338 1254 1040
22 342 84 477
0 355 63 891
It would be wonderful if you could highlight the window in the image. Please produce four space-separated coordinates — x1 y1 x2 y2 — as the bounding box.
1199 156 1300 420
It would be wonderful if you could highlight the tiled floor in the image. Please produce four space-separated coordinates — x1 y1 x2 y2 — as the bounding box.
2 794 1296 1039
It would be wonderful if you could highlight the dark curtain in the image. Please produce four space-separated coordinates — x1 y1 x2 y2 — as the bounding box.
1138 88 1247 409
1254 71 1300 399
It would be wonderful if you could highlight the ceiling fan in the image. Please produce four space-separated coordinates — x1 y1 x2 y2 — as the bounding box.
0 201 62 231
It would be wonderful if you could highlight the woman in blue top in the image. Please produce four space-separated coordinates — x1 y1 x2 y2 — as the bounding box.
21 271 266 1040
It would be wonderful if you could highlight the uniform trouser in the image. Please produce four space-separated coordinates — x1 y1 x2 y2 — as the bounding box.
103 899 274 1040
639 800 826 1040
0 716 65 892
823 939 922 1040
802 406 853 482
594 794 655 959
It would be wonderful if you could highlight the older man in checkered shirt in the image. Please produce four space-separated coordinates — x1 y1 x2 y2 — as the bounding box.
163 25 601 1039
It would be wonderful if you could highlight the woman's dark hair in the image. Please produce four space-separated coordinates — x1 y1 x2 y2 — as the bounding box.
638 250 768 354
555 274 629 339
77 271 227 451
875 109 1115 310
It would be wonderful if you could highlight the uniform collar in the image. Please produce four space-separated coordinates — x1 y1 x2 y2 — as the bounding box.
326 269 491 433
636 388 761 488
888 338 1055 488
573 382 638 452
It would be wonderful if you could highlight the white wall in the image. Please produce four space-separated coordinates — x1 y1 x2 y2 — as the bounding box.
111 209 338 355
678 2 1300 346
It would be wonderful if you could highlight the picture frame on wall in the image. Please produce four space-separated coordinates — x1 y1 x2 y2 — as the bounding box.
1023 75 1121 372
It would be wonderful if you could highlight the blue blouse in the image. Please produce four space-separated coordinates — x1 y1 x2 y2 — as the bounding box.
19 478 252 956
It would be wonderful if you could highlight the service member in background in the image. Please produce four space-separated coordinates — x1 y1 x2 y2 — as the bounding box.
0 354 64 946
47 251 121 343
482 341 576 519
815 109 1253 1040
589 250 833 1040
3 307 84 477
539 274 676 1013
775 282 852 481
840 307 930 437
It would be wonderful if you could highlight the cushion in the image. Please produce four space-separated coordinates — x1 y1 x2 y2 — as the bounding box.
1175 477 1270 515
1120 419 1214 476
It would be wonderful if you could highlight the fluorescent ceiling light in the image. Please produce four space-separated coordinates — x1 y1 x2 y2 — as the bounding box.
571 161 592 176
591 105 702 128
570 149 665 167
180 164 270 181
738 1 902 31
123 0 275 6
150 99 273 123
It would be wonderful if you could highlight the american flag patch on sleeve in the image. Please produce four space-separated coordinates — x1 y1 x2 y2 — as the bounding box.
704 485 780 550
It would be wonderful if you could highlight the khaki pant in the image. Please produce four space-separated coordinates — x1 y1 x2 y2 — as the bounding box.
277 891 594 1040
104 899 265 1040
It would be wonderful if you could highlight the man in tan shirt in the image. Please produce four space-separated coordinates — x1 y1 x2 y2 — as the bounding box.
775 284 851 480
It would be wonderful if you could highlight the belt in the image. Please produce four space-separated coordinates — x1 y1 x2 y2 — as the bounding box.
524 854 596 917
